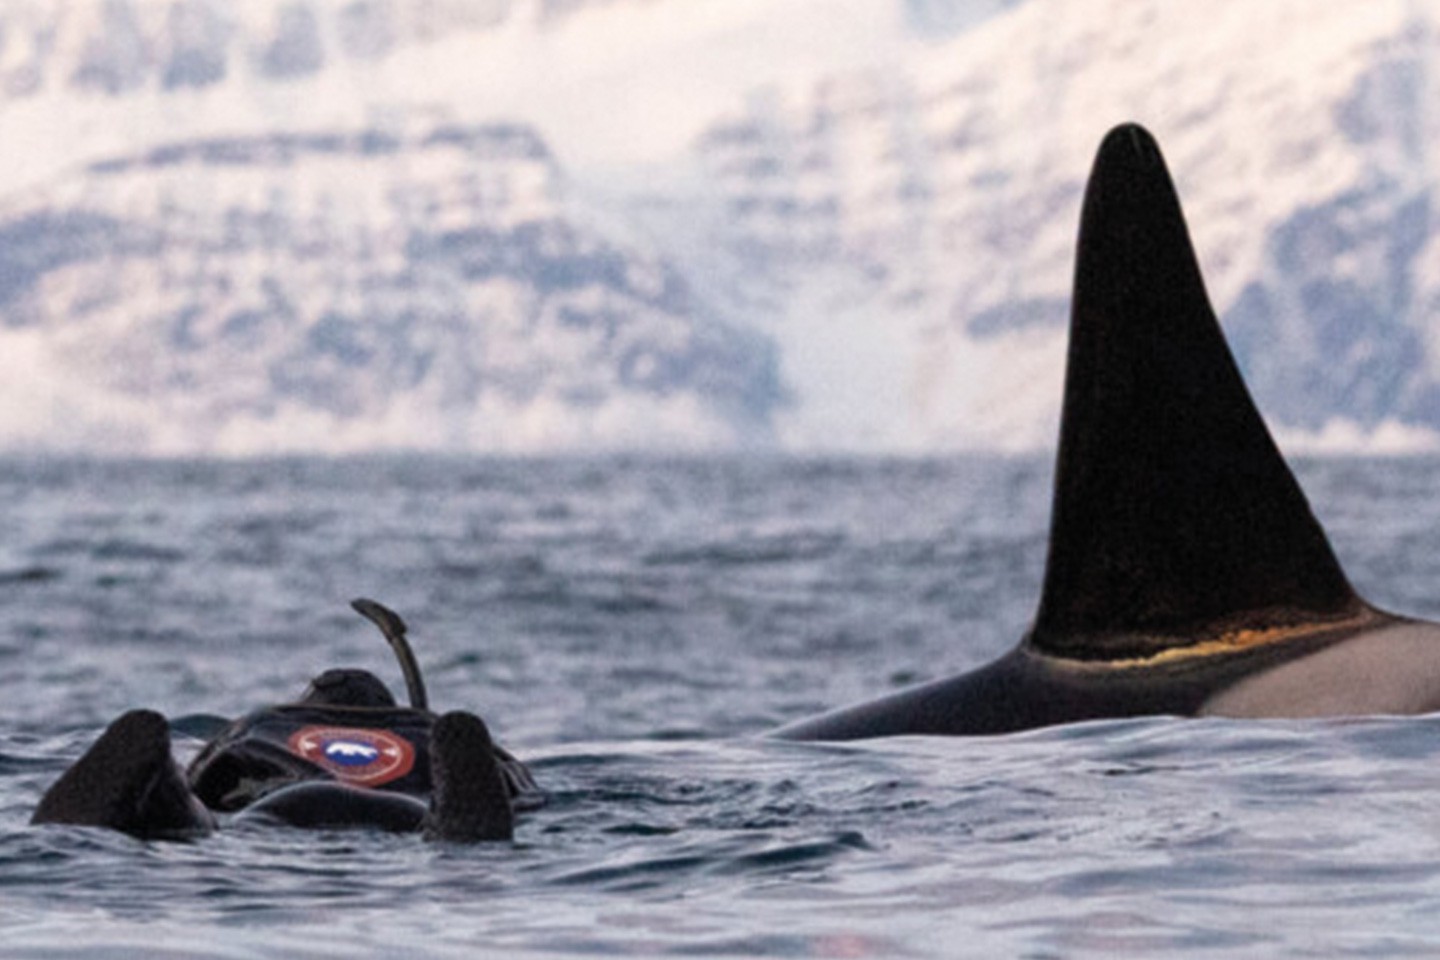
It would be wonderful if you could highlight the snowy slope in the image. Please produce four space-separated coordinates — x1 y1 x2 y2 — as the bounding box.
684 0 1440 451
0 0 1437 453
0 122 778 453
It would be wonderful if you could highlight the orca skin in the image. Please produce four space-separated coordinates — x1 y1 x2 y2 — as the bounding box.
774 123 1440 740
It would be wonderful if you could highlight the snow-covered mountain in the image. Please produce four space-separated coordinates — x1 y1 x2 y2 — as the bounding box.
0 0 1437 453
682 0 1440 452
0 120 777 452
0 0 636 100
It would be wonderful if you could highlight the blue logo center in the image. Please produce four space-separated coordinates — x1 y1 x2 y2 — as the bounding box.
323 739 379 766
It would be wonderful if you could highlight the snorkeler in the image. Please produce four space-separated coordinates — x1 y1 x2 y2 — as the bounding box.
31 599 539 842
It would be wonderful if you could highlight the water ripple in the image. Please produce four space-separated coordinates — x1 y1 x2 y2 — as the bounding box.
4 456 1440 958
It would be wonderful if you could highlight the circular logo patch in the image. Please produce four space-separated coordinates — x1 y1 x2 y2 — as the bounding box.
287 726 416 787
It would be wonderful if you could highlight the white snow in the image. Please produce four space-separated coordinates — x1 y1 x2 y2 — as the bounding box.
0 0 1438 455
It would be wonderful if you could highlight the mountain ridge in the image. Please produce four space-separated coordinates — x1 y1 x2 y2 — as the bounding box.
0 0 1436 454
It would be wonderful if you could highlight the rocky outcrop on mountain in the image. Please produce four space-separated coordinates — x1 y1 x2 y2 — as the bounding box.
0 0 675 99
0 121 778 452
687 0 1440 449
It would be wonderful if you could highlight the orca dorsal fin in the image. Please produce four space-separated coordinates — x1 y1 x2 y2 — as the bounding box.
1029 124 1365 661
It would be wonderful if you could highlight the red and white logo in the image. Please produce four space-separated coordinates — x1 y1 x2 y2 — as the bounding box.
287 726 416 787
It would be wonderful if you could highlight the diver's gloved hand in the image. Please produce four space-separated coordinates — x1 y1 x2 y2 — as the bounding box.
426 711 514 842
31 710 215 839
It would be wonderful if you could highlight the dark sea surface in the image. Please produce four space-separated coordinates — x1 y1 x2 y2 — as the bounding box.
3 455 1440 958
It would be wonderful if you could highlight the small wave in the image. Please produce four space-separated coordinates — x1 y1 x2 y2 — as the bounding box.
170 714 233 740
0 566 62 585
644 531 845 567
90 539 187 563
0 751 60 774
550 830 870 891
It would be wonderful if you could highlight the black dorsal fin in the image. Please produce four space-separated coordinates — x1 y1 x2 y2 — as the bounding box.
1029 124 1364 661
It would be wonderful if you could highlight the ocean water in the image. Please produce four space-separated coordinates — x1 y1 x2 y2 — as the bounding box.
3 455 1440 958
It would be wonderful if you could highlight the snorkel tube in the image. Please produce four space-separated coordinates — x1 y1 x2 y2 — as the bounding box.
350 598 430 712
